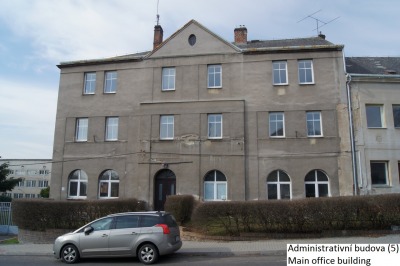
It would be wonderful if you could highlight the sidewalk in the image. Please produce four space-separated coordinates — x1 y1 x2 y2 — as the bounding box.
0 234 399 257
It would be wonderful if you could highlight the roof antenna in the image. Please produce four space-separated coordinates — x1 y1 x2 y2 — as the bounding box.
156 0 160 25
298 10 339 35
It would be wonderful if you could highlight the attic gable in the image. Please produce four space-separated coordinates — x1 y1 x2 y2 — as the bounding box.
148 20 240 58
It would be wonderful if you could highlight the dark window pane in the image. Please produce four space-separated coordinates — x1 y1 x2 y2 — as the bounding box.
280 184 291 199
305 171 316 181
69 182 78 196
371 162 387 185
115 216 139 229
318 184 329 197
316 170 328 181
305 184 315 197
279 171 290 182
393 105 400 128
215 171 226 181
267 171 278 182
268 184 277 199
80 182 87 196
140 216 160 227
111 183 119 197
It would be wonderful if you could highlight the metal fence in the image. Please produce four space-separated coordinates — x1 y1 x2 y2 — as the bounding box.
0 202 13 235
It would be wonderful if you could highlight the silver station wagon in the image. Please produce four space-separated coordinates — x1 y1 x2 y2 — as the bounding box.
53 211 182 264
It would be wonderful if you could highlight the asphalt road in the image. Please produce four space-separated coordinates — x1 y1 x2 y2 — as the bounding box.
0 254 287 266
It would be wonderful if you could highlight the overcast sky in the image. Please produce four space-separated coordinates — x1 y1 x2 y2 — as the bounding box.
0 0 399 159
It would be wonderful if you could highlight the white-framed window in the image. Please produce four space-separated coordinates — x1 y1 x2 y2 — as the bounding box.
105 117 119 141
273 61 288 85
306 111 322 137
204 170 227 201
305 170 330 197
25 194 36 199
25 180 36 187
104 71 117 93
162 67 176 91
17 180 24 187
76 118 88 142
370 161 388 185
39 169 50 175
298 60 314 84
84 72 96 94
366 104 385 128
208 64 222 88
160 115 174 140
68 169 88 199
99 170 119 198
208 114 222 139
13 193 23 199
393 105 400 128
269 112 285 137
38 180 49 187
267 170 291 200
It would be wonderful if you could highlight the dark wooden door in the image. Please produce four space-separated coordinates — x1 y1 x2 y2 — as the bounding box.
154 169 176 211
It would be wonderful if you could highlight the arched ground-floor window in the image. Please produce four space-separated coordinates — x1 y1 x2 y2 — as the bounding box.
305 169 330 197
204 170 227 201
267 170 291 200
68 169 88 199
99 170 119 198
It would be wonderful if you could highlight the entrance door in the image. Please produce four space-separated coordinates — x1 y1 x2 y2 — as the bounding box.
154 169 176 211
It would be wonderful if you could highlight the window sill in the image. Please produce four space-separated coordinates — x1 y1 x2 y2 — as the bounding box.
371 185 391 188
273 84 289 86
307 136 324 138
67 197 87 200
160 138 174 141
103 92 116 94
207 87 222 89
83 93 95 95
162 89 176 92
299 82 315 85
367 127 387 129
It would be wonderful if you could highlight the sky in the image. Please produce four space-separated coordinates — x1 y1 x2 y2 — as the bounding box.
0 0 399 159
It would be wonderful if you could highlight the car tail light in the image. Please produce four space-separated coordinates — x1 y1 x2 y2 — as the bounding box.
155 224 170 234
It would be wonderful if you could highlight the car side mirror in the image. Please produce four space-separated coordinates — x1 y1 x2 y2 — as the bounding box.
84 226 94 235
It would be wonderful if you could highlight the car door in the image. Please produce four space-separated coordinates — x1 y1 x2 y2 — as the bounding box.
79 217 113 257
108 215 141 256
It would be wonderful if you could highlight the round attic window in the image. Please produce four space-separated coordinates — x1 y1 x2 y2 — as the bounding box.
188 34 196 46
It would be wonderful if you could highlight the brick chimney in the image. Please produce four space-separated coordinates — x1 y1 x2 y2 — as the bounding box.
153 25 163 50
234 25 247 44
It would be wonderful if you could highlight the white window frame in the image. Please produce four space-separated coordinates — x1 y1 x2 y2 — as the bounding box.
76 118 88 142
160 115 174 140
162 67 176 91
208 114 223 139
104 71 117 93
84 72 96 94
207 64 222 88
68 170 88 199
269 112 285 138
204 170 227 201
370 161 389 186
393 105 400 128
273 61 288 85
38 180 49 187
306 111 323 137
298 60 314 84
305 170 330 198
105 117 119 141
366 104 385 128
267 170 291 200
98 170 119 199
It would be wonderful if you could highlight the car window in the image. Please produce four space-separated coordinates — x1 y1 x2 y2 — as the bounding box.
164 215 178 227
90 217 113 231
140 215 160 227
115 215 139 229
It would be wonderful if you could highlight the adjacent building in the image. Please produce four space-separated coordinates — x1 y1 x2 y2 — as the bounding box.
346 57 400 194
0 159 52 199
51 20 353 210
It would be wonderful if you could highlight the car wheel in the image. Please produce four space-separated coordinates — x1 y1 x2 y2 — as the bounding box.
61 244 80 264
138 243 159 264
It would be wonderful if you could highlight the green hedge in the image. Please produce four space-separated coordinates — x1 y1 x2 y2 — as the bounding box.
191 194 400 236
164 195 196 225
13 198 147 231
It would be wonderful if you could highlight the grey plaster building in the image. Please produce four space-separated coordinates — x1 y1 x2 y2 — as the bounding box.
51 20 352 210
346 57 400 194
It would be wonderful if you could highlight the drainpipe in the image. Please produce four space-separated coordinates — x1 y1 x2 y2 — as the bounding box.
346 74 359 195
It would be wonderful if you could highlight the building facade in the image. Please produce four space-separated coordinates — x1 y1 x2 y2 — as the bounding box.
0 159 52 199
346 57 400 194
51 20 353 209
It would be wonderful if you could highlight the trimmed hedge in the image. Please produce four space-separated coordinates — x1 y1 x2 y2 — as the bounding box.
191 194 400 236
13 198 147 231
164 195 196 225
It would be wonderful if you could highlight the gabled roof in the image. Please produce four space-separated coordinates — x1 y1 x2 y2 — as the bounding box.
346 57 400 75
146 19 241 58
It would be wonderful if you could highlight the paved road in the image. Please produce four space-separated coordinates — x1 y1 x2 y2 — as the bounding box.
0 254 287 266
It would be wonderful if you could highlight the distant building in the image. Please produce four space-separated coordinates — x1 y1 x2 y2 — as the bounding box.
51 20 352 210
346 57 400 194
0 159 52 199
